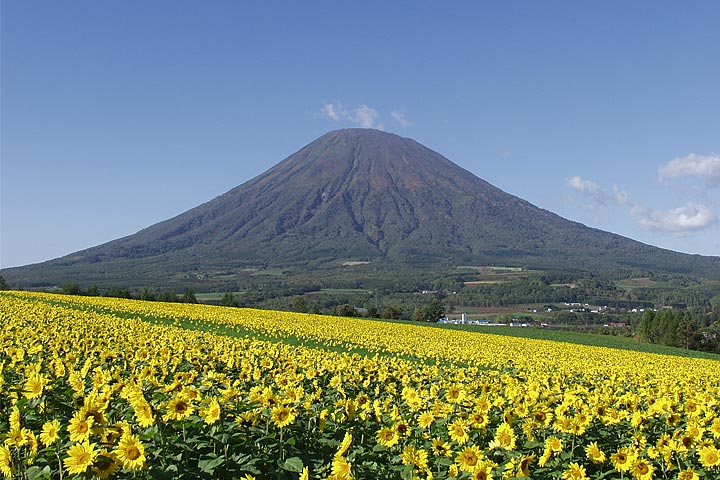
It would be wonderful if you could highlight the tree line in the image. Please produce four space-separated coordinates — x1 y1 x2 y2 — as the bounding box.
58 282 201 304
638 309 720 353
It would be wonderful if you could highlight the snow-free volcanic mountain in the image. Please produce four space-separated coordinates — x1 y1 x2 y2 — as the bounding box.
4 128 720 288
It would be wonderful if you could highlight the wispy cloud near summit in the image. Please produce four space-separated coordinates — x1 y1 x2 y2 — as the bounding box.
391 110 413 127
320 102 413 130
354 105 381 129
320 102 383 129
319 102 344 122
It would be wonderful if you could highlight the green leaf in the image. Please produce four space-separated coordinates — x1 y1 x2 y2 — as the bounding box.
400 464 415 480
595 470 620 479
25 466 51 480
281 456 305 473
198 455 225 473
231 453 252 463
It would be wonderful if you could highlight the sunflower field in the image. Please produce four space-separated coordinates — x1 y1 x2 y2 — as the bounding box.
1 291 719 480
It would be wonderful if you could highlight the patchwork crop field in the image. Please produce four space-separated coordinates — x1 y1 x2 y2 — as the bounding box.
1 291 719 479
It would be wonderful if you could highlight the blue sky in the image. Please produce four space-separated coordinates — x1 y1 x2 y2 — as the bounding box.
2 1 719 268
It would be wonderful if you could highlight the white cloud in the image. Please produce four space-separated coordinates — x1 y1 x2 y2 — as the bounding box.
320 101 383 129
658 153 720 185
568 158 720 239
565 176 628 207
320 102 347 122
566 176 604 198
391 110 413 127
354 104 381 128
612 185 630 206
631 202 718 234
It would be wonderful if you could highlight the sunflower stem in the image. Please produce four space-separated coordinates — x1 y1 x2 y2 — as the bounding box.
55 448 64 480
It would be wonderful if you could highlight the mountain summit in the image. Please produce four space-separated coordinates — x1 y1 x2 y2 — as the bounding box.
4 128 720 288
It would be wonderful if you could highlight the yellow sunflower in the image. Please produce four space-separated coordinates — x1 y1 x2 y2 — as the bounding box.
446 385 466 404
271 405 296 428
68 415 94 443
400 445 429 471
164 396 194 421
331 456 351 479
585 441 606 463
432 437 453 458
489 422 516 450
114 434 146 470
39 419 61 446
418 411 434 429
562 462 589 480
448 419 469 445
545 436 563 453
456 445 482 473
630 458 654 480
336 432 352 457
517 454 535 477
5 428 30 448
376 427 399 448
698 446 720 468
539 436 563 466
677 468 700 480
393 419 411 437
471 461 493 480
201 398 221 425
92 452 119 479
23 373 46 400
468 410 489 429
0 446 13 478
709 418 720 439
610 447 635 473
63 441 98 475
133 401 155 427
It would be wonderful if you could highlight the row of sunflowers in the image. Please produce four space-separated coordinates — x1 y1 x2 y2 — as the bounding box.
1 291 719 479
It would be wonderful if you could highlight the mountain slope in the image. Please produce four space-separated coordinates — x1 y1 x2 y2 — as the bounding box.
4 128 720 288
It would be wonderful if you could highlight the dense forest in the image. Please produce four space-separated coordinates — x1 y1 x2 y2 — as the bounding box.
637 309 720 352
